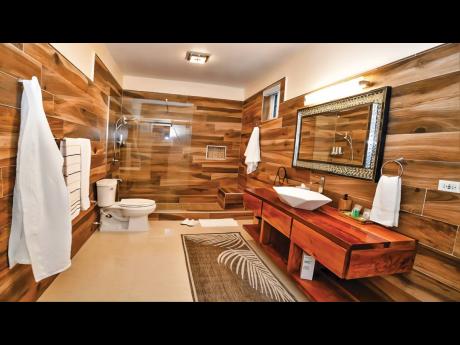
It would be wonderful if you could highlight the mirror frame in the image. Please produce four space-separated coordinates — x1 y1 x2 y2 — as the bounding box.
292 86 391 181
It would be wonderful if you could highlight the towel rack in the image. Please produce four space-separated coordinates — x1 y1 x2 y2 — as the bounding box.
381 157 405 177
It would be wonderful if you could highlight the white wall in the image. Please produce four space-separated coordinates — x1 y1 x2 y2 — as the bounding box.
123 75 245 101
49 43 443 102
244 43 442 101
50 43 123 86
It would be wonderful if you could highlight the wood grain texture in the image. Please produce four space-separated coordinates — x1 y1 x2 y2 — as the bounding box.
0 44 41 81
346 245 415 279
0 44 115 301
243 192 263 217
248 188 417 299
240 43 460 300
262 203 292 238
247 187 415 248
423 190 460 225
1 166 15 197
414 245 460 291
114 90 242 209
0 71 22 108
454 231 460 257
0 106 19 164
400 185 425 214
92 56 122 176
291 220 348 278
366 269 460 302
395 211 458 254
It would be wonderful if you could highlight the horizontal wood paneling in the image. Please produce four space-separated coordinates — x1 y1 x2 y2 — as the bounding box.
0 44 115 301
414 245 460 290
0 44 41 81
115 90 242 207
396 212 457 253
239 43 460 301
423 190 460 225
387 72 460 135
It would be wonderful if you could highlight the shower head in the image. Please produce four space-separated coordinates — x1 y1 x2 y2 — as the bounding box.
115 116 129 130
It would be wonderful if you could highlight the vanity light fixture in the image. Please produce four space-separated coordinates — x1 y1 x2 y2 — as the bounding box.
185 51 210 64
304 76 367 106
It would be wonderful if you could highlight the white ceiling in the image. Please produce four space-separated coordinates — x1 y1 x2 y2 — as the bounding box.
105 43 309 88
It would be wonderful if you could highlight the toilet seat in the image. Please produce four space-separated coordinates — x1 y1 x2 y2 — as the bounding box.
118 198 155 208
100 199 156 232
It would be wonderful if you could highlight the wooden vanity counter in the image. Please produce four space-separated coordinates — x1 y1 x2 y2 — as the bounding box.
243 187 417 301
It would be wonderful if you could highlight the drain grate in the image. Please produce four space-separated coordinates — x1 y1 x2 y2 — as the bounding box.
206 145 226 160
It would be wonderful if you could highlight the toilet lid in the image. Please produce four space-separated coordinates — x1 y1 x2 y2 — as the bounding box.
119 198 155 208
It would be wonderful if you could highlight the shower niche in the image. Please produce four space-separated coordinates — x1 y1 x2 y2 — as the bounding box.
292 87 391 181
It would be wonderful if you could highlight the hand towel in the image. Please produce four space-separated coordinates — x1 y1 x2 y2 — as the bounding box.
370 175 401 227
61 138 92 211
198 218 239 227
60 139 81 220
244 127 260 174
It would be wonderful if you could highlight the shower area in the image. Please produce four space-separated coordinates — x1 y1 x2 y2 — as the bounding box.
109 91 249 219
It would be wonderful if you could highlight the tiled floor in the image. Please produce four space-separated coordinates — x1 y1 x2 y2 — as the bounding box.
39 220 307 302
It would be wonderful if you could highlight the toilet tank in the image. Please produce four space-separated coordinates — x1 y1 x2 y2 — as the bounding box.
96 179 118 207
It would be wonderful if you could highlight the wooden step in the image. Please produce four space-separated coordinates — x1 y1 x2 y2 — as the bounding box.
150 208 253 221
217 187 244 209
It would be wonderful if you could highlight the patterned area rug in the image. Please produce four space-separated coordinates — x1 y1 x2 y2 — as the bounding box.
182 232 296 302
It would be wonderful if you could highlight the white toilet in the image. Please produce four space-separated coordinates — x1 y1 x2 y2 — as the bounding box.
96 179 156 232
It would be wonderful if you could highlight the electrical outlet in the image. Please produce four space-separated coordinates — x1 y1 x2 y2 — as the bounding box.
438 180 460 193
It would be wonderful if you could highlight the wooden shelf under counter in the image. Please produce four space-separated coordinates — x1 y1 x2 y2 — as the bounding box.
242 187 418 302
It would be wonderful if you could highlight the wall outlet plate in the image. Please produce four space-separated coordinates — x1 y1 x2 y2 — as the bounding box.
438 180 460 193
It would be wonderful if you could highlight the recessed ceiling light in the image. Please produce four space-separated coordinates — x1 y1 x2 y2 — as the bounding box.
185 51 210 64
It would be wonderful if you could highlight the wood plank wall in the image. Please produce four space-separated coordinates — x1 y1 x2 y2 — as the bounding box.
0 43 119 301
115 90 242 209
239 43 460 301
93 56 123 176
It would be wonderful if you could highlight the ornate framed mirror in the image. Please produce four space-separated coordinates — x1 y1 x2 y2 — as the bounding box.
292 87 391 181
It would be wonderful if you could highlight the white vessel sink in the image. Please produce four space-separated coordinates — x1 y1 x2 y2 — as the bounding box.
273 186 332 210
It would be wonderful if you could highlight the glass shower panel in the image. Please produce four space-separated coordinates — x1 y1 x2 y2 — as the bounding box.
115 97 195 204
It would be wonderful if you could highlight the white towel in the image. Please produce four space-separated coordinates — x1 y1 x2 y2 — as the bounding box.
370 175 401 227
198 218 239 227
61 138 91 213
9 76 72 282
61 139 81 220
244 127 260 174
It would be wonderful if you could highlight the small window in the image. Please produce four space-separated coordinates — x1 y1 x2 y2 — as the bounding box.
262 83 281 121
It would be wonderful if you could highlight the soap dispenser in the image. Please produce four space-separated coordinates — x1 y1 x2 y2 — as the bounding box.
338 194 353 211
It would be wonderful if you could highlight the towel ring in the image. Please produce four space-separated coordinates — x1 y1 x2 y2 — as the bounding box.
380 158 404 177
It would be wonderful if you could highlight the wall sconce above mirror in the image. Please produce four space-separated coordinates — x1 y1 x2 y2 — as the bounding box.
304 76 374 106
293 86 391 181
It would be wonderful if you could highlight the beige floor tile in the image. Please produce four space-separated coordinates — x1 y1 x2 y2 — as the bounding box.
39 220 307 302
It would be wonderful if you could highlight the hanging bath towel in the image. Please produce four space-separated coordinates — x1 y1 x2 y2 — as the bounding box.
60 137 91 218
244 127 260 174
8 76 72 282
370 175 401 227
